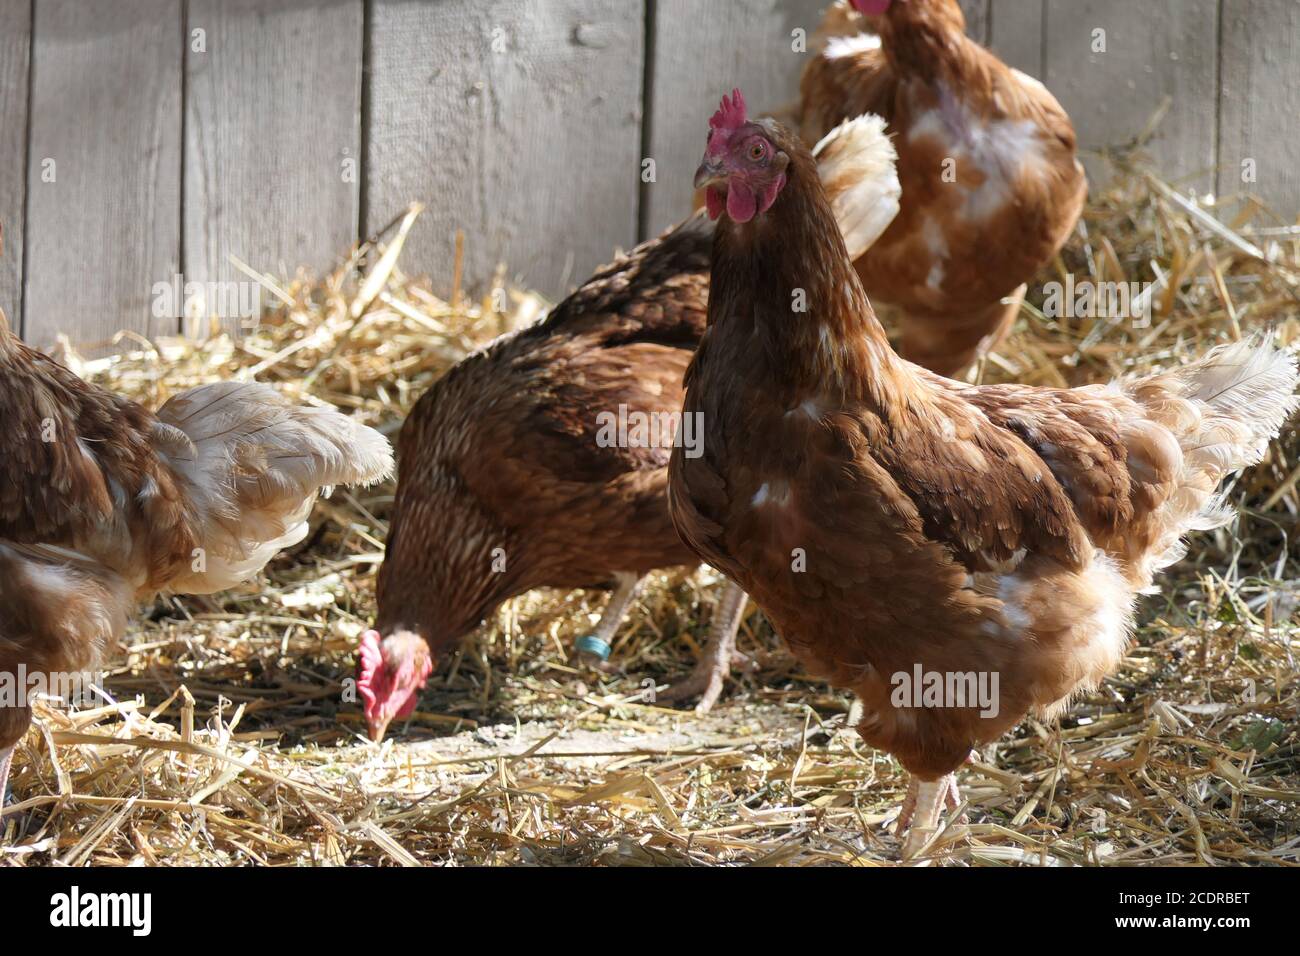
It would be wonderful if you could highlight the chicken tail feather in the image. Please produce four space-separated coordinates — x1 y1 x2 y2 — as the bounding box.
1127 335 1299 584
812 112 901 262
152 381 394 594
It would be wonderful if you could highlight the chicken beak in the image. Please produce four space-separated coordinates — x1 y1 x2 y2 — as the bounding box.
694 158 726 191
368 715 392 743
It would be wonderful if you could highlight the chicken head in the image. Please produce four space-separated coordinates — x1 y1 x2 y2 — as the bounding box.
694 89 791 224
358 629 433 742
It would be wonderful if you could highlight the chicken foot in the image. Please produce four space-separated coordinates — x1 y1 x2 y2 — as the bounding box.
660 579 751 713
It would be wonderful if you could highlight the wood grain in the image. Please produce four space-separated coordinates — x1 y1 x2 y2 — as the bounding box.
1218 0 1300 219
0 0 30 335
24 0 182 350
365 0 645 300
1043 0 1219 190
184 0 363 309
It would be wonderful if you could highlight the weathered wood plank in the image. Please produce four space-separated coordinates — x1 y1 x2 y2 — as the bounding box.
25 0 182 349
1219 0 1300 219
185 0 363 318
988 0 1044 77
366 0 645 300
643 0 826 239
1043 0 1219 190
0 0 29 335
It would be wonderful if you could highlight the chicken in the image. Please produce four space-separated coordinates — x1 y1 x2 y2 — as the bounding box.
669 90 1298 860
0 301 393 809
797 0 1088 377
358 116 901 739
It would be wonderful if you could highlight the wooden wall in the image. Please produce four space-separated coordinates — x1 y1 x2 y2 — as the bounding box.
365 0 646 298
0 0 29 330
185 0 364 296
3 0 1299 349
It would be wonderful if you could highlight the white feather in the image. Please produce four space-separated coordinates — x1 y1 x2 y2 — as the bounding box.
813 113 901 262
152 381 394 593
1124 335 1300 584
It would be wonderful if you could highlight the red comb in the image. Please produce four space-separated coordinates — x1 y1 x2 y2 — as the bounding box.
710 88 748 134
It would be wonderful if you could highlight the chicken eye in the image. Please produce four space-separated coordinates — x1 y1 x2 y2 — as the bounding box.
748 142 767 161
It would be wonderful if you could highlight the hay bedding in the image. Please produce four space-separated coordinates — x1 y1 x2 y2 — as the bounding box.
2 166 1299 868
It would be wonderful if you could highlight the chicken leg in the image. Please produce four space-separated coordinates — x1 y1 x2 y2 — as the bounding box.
574 572 643 668
660 580 750 713
852 702 961 859
0 745 13 810
898 285 1027 380
898 774 961 861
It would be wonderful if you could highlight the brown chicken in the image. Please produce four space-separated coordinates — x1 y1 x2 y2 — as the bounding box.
797 0 1088 377
670 91 1298 859
358 116 902 738
0 300 393 809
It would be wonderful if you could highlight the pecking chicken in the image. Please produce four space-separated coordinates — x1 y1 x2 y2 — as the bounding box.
797 0 1088 377
0 297 393 809
358 115 902 739
670 90 1298 859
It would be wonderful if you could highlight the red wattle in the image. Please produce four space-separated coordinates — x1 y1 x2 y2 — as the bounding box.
727 182 758 223
706 187 725 221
